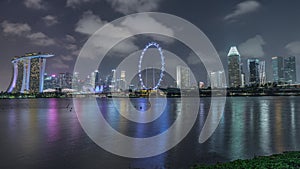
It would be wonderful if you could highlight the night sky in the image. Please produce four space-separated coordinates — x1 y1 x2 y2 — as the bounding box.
1 0 300 91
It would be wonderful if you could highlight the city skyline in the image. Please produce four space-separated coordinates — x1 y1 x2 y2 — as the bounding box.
1 1 300 91
4 45 298 93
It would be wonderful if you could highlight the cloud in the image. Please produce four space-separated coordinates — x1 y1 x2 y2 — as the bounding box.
42 15 58 26
186 52 201 65
75 12 175 60
65 35 76 43
65 44 77 51
120 14 174 38
51 58 70 69
105 0 161 14
27 32 55 46
61 55 74 61
75 10 106 35
66 0 161 13
66 0 94 8
238 35 265 58
224 1 261 21
74 11 136 59
1 20 31 36
24 0 45 9
1 20 55 47
285 41 300 55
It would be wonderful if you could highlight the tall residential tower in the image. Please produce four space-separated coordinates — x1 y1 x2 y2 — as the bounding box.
176 65 190 89
272 56 296 83
247 58 260 84
272 56 284 83
227 46 242 87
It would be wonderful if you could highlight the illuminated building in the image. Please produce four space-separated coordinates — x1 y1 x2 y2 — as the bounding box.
57 72 72 89
247 58 260 84
111 69 116 91
272 56 296 84
272 56 284 83
284 56 296 83
258 61 266 85
120 70 126 90
7 53 54 93
208 71 226 88
90 70 99 89
227 46 242 87
44 74 58 89
176 65 190 89
72 72 80 90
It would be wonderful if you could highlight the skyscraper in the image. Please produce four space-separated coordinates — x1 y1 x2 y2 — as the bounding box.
72 72 80 91
284 56 296 83
258 61 266 85
44 74 58 89
58 73 66 88
120 70 126 90
176 65 190 89
247 58 260 84
272 56 296 83
272 56 284 83
208 71 226 88
111 69 116 91
90 70 99 89
7 53 54 93
227 46 242 87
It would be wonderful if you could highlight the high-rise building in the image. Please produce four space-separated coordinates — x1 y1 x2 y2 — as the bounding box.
65 72 72 88
29 57 47 92
272 56 296 83
120 70 126 90
258 61 266 85
111 69 116 91
227 46 242 87
176 65 190 89
208 71 226 88
247 58 260 84
58 73 66 88
272 56 284 83
94 70 100 88
72 72 80 91
241 73 245 87
208 71 217 88
44 74 58 89
120 70 126 81
57 72 72 89
90 70 99 89
284 56 296 83
7 53 54 93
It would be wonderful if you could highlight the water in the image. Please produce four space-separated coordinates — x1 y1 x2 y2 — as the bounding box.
0 96 300 169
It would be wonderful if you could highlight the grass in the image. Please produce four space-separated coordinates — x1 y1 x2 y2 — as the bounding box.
191 151 300 169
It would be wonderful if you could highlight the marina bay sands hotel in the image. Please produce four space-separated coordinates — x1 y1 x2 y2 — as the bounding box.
7 52 54 93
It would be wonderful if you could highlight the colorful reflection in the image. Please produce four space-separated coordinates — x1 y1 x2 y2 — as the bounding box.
47 98 59 142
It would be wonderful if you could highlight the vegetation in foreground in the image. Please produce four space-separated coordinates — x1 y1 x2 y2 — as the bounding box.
191 151 300 169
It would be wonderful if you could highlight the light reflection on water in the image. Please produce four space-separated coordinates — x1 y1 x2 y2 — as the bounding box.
259 99 271 154
0 96 299 168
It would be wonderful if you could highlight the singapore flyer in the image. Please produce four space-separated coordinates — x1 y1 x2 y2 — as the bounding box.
73 12 226 158
138 42 165 89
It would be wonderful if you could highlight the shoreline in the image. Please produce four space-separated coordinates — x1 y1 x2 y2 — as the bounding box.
1 93 300 99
